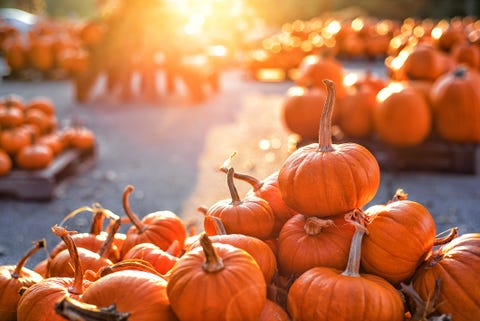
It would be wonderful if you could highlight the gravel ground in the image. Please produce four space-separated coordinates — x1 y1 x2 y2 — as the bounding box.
0 60 479 269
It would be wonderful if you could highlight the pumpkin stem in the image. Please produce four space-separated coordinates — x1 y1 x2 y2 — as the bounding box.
341 209 368 277
97 218 121 259
304 217 335 236
55 296 131 321
226 167 242 205
317 79 336 152
97 259 163 279
12 239 46 278
90 203 106 235
400 279 448 321
58 205 95 229
390 188 408 203
199 233 224 273
433 227 459 246
219 166 264 191
122 185 147 233
51 225 84 295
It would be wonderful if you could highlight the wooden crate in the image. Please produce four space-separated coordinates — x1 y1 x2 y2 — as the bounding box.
0 147 96 201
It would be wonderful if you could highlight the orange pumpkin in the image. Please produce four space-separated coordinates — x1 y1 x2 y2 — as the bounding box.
430 66 480 143
167 233 267 321
278 79 380 217
15 139 53 170
0 149 12 176
374 82 431 147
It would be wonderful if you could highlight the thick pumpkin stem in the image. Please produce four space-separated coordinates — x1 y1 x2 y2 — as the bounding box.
317 79 336 152
304 217 334 236
400 279 447 321
341 210 368 277
90 203 106 235
219 166 264 191
199 233 224 273
226 167 242 205
434 227 459 246
122 185 147 234
55 296 131 321
98 259 163 279
51 225 84 295
390 188 408 202
12 239 46 278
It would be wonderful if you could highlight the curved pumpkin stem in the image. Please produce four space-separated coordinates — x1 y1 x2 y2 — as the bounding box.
341 209 368 277
200 233 224 273
390 188 408 203
55 296 131 321
12 239 46 279
97 259 163 279
218 166 264 191
318 79 336 152
400 279 447 321
97 218 121 259
122 185 147 234
304 217 335 236
51 225 84 295
226 167 242 205
433 227 459 246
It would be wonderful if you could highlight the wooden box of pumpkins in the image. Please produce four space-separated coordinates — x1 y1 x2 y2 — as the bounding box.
0 94 96 200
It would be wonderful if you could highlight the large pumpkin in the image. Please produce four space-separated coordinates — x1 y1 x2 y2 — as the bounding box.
429 66 480 143
278 79 380 217
412 233 480 321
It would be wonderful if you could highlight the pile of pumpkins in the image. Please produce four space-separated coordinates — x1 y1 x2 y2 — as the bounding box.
0 94 95 176
0 18 95 78
280 17 480 147
1 81 478 321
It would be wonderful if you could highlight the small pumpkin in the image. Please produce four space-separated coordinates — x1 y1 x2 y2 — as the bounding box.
0 149 12 176
15 137 53 170
0 127 31 156
206 167 275 240
123 241 180 275
167 233 267 321
278 79 380 217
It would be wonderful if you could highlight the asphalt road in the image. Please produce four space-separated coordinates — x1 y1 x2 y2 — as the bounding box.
0 60 479 269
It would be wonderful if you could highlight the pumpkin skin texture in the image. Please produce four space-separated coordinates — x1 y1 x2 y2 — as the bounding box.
277 214 355 278
361 192 436 285
412 233 480 321
430 66 480 143
374 82 431 147
0 150 12 176
167 233 267 321
81 270 177 321
287 222 404 321
278 79 380 217
123 242 179 275
258 299 291 321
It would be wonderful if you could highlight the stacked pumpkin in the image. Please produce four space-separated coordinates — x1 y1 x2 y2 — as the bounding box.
0 94 95 176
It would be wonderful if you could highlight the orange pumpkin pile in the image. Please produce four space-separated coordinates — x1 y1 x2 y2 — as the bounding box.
0 94 96 175
2 81 478 321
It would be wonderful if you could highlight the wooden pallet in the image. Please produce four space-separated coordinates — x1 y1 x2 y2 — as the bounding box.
0 147 96 201
294 136 478 175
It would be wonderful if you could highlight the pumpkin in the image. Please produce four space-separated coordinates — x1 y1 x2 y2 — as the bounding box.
338 81 377 138
0 127 32 156
0 102 24 128
123 242 180 275
429 66 480 143
278 79 380 217
258 299 291 321
2 35 27 72
287 211 405 321
189 218 277 285
28 35 55 72
206 167 275 240
0 149 12 176
120 185 187 257
361 189 437 285
295 52 347 99
15 138 53 170
218 166 296 239
402 44 448 81
167 233 267 321
54 296 130 321
374 82 431 147
17 226 91 321
26 97 56 116
412 233 480 321
23 108 56 135
81 269 177 321
61 124 96 150
280 85 331 141
0 240 45 321
451 41 480 69
277 213 355 278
